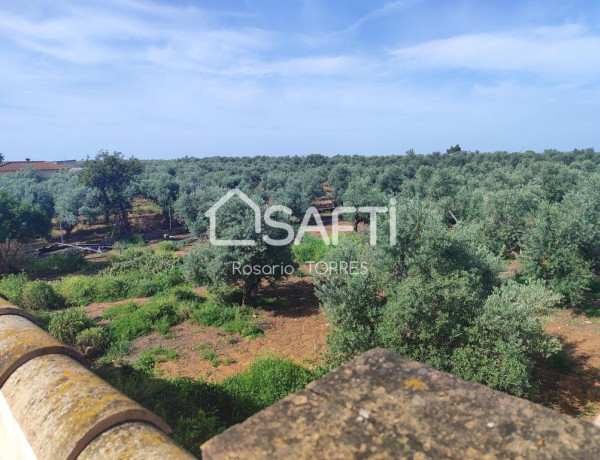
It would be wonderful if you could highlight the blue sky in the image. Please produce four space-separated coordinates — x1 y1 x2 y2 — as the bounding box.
1 0 600 160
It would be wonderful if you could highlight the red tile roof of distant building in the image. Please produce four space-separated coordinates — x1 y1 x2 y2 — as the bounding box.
0 160 68 172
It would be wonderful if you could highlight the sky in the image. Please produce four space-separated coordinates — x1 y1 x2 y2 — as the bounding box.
1 0 600 161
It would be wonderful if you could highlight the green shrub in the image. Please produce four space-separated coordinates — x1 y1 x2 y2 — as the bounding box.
101 301 138 319
97 355 316 453
156 241 177 253
76 327 108 358
105 250 182 277
0 273 28 304
133 346 179 374
58 270 186 307
19 281 63 310
213 287 243 306
99 340 133 364
191 302 263 338
292 233 331 264
29 309 54 330
450 282 561 396
48 309 95 345
106 295 183 342
116 234 145 249
58 276 98 306
221 356 316 416
95 276 129 301
170 285 204 302
29 252 88 277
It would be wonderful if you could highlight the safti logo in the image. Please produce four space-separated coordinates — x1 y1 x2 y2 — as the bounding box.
205 189 397 247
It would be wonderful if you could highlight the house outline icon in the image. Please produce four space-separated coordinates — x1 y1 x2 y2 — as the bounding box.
205 189 261 246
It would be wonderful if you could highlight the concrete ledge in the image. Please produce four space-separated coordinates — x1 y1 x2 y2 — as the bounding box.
0 314 89 386
202 348 600 459
79 422 195 459
2 354 172 460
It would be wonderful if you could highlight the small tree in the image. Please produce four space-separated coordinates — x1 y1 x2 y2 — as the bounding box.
446 144 462 154
79 151 143 233
0 191 51 273
140 172 180 229
48 172 100 240
341 178 387 231
521 202 593 306
183 189 295 304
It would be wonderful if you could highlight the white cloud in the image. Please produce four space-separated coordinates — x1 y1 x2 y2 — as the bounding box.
0 2 271 67
393 24 600 78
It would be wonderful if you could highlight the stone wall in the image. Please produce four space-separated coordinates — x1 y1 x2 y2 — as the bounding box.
202 348 600 459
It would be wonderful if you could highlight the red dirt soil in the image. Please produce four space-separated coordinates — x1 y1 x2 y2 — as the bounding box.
92 276 329 382
536 309 600 421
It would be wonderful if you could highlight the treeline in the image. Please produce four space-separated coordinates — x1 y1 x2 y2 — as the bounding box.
2 148 600 397
2 148 599 302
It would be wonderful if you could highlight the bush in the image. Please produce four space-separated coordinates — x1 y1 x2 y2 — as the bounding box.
521 202 594 307
170 285 203 302
97 355 316 453
76 327 108 359
28 252 88 277
0 273 28 304
156 241 177 253
19 281 63 310
116 234 145 249
58 276 98 306
95 276 129 301
48 309 95 346
292 233 331 264
29 309 54 330
58 270 186 307
105 250 182 277
221 356 316 416
190 302 263 338
106 295 183 342
101 301 138 319
450 282 561 396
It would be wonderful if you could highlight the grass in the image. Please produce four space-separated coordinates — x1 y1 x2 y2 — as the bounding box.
254 297 290 308
115 234 146 249
190 302 263 338
28 252 106 277
57 270 186 307
0 272 28 304
96 355 318 455
99 290 262 366
579 402 600 417
201 349 221 367
106 294 184 343
133 346 180 374
101 301 139 319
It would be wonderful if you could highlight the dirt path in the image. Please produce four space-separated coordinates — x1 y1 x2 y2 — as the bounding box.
536 309 600 420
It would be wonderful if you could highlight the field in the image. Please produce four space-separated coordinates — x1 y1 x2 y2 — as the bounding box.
3 150 600 455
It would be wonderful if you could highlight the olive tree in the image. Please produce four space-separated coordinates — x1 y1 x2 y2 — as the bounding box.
79 151 143 233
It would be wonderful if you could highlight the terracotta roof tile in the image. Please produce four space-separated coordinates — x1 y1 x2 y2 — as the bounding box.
0 161 67 172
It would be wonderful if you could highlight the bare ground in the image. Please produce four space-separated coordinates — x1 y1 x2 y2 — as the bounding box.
92 276 328 382
536 308 600 421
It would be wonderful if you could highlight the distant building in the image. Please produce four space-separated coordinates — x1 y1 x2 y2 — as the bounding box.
55 160 78 165
0 158 68 178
